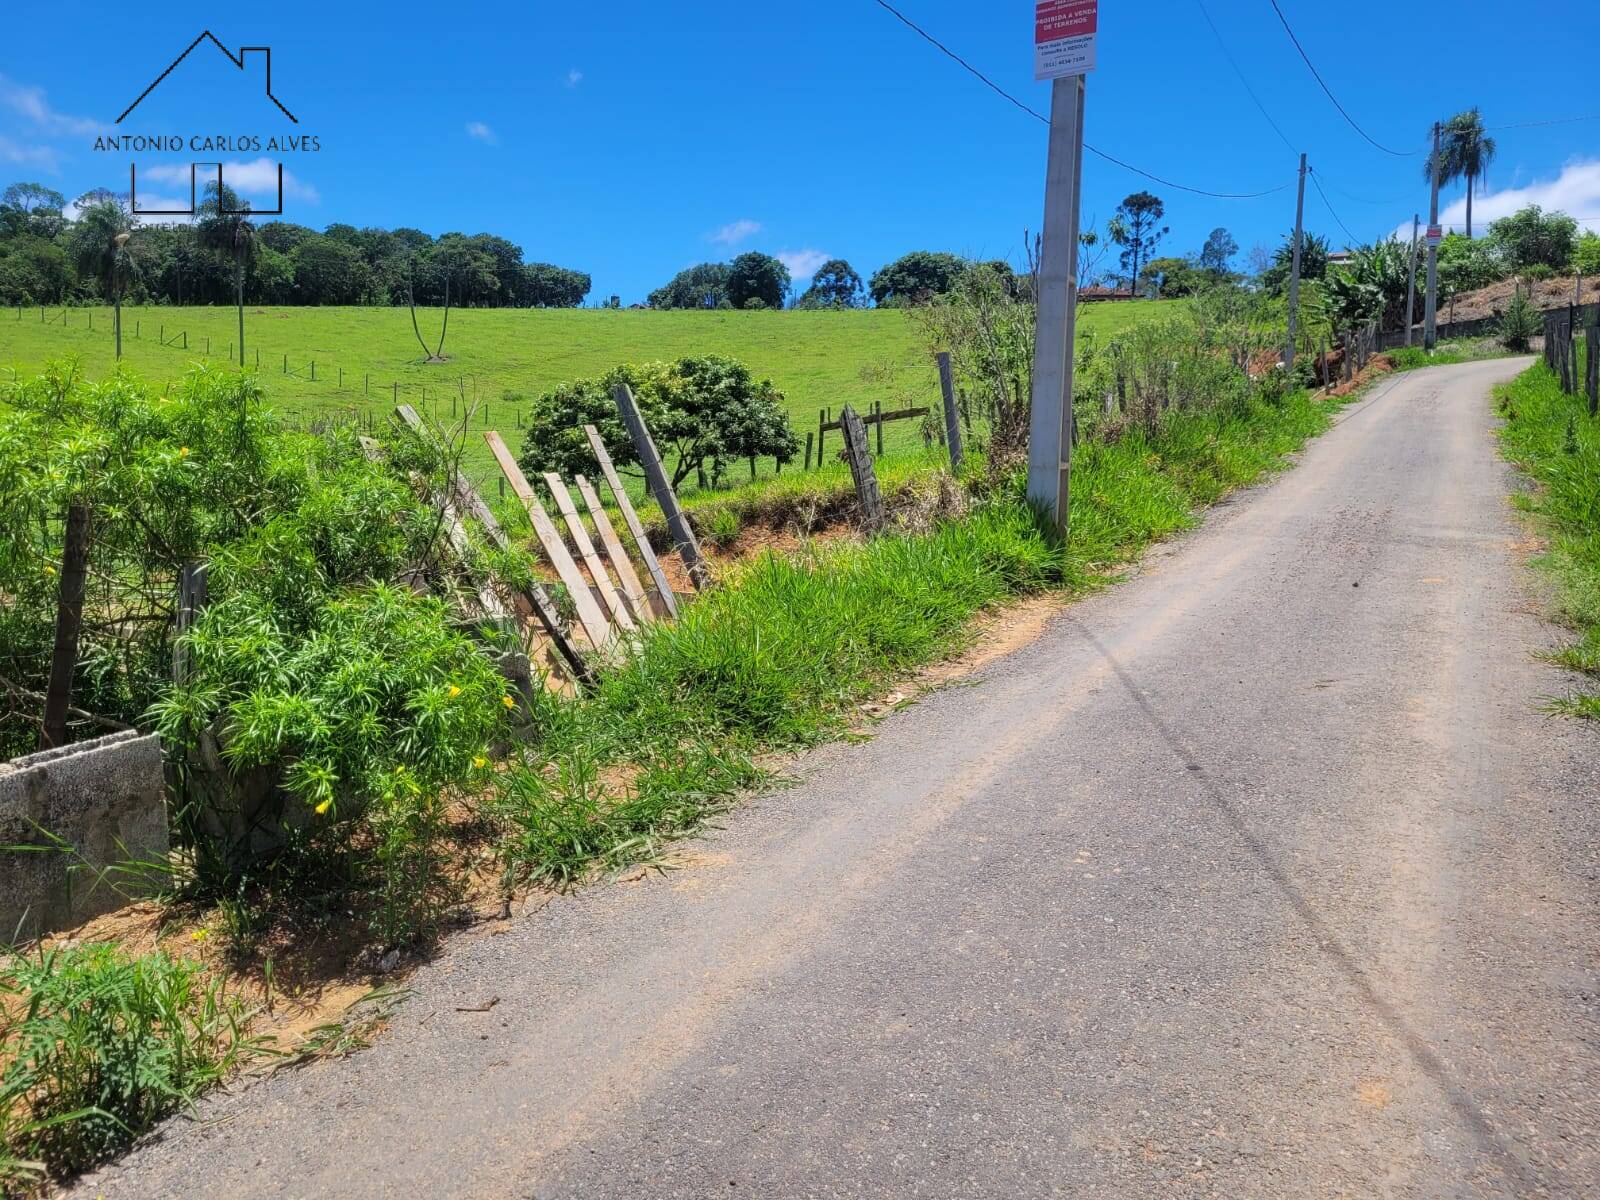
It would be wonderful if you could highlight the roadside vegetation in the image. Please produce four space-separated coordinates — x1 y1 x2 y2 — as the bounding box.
0 263 1387 1188
1496 358 1600 718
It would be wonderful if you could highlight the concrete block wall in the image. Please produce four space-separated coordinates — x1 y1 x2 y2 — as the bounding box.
0 730 168 943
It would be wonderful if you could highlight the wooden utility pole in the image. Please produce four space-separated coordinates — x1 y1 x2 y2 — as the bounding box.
1404 214 1420 347
1024 72 1087 537
611 384 709 591
1286 153 1307 373
1425 121 1442 350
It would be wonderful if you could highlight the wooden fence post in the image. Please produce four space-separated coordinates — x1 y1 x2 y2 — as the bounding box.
839 405 885 533
874 401 884 456
612 384 709 591
1586 323 1598 417
937 351 964 472
804 431 814 470
816 407 827 467
574 474 652 625
172 562 209 685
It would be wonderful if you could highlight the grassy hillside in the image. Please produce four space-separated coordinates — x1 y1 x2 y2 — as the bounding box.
0 301 1169 488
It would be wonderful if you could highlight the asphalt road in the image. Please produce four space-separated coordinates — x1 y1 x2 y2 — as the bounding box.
80 358 1600 1198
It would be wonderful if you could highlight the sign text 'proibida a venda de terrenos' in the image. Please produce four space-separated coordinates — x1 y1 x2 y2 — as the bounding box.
1035 0 1097 80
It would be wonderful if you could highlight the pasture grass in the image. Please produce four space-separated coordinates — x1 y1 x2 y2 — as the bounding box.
1496 360 1600 718
0 303 1171 491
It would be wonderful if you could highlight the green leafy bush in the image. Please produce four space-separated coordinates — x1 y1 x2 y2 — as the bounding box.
0 943 259 1183
154 584 511 944
517 355 798 491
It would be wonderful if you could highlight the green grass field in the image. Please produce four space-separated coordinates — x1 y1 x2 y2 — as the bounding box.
0 301 1170 490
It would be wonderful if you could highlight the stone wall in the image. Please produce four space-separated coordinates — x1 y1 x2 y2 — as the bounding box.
0 731 168 943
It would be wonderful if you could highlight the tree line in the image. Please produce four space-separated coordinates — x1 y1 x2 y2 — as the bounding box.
0 181 592 309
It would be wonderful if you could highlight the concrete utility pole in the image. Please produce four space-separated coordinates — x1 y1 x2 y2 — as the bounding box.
1285 153 1308 373
1424 121 1442 350
1025 74 1087 537
1404 214 1420 347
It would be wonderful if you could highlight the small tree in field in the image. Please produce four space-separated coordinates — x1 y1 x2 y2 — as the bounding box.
69 200 135 358
197 182 256 364
518 355 799 490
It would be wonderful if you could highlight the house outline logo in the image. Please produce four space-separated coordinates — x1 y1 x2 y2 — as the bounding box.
114 31 306 217
117 31 297 125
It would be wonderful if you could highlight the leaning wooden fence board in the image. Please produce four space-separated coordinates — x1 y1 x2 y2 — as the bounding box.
543 474 637 633
582 423 678 619
392 406 590 684
839 404 886 532
483 431 614 652
574 475 651 624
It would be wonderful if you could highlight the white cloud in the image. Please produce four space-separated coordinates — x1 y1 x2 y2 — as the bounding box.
0 134 60 171
566 69 584 88
140 157 319 205
710 218 761 246
465 121 497 144
0 74 105 137
1391 158 1600 240
778 249 830 281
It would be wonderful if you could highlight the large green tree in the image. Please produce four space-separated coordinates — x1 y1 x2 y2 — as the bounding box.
649 262 732 309
868 251 967 306
1108 192 1168 288
727 252 790 309
1487 205 1578 272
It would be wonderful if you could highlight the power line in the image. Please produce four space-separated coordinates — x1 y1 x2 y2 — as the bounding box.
1192 0 1297 154
1307 167 1358 244
871 0 1291 199
1265 0 1420 157
1486 114 1600 130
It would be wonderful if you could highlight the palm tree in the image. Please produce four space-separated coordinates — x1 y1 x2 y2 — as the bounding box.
1427 109 1497 239
197 181 257 364
69 200 136 358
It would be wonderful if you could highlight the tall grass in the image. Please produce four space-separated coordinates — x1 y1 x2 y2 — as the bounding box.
491 384 1339 888
1496 361 1600 717
0 943 262 1186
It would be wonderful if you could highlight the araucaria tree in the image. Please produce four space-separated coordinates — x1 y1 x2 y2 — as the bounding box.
68 199 135 359
1108 192 1167 289
1430 109 1497 239
799 259 865 308
518 355 799 490
197 182 257 364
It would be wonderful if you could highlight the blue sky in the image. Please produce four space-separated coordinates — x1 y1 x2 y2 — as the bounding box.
2 0 1595 303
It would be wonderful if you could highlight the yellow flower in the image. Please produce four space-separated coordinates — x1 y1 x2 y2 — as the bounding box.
190 928 208 941
448 685 462 698
178 446 190 458
315 799 332 815
43 565 56 576
473 755 488 769
501 695 515 710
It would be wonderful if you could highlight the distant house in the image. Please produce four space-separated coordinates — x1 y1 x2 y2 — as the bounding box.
1079 286 1138 302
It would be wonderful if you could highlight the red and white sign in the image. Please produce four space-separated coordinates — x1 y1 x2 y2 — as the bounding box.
1035 0 1097 80
1425 224 1443 246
